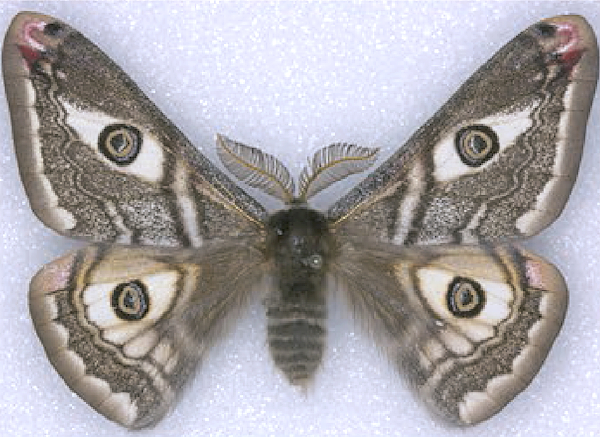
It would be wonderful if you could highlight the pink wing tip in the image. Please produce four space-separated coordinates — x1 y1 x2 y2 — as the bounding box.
523 254 566 296
30 252 77 297
5 12 62 71
537 15 598 80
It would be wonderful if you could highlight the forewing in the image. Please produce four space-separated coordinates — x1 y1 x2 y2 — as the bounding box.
328 15 598 245
3 12 267 246
28 243 265 428
333 242 567 425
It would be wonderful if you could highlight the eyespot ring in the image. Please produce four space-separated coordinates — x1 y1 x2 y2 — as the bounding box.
455 125 499 167
111 280 149 321
98 123 142 166
446 277 485 318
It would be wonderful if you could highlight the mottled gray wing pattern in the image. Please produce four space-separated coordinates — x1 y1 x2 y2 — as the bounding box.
3 12 267 247
333 240 567 425
328 15 598 245
29 242 265 429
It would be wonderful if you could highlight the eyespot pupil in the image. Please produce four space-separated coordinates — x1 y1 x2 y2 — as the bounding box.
111 280 149 321
458 286 474 306
122 288 137 309
98 123 142 165
110 133 128 154
467 134 489 157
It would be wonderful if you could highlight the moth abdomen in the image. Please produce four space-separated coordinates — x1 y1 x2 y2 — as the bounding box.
267 301 326 385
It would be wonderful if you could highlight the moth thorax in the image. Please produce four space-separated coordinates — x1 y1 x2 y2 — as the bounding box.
265 207 332 384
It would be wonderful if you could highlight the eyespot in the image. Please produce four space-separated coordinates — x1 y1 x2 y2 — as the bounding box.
111 280 149 321
98 123 142 166
446 277 485 318
306 254 324 270
455 125 499 167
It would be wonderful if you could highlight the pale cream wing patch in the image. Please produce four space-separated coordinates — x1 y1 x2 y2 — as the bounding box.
333 242 567 425
29 243 264 429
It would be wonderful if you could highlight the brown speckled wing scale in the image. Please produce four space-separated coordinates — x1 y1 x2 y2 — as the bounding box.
333 241 567 424
328 15 598 246
3 11 269 429
28 243 264 429
326 14 597 425
2 12 267 247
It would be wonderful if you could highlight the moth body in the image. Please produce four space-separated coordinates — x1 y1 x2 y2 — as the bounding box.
265 206 334 384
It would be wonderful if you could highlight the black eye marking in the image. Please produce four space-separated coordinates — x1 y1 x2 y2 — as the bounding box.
44 22 66 37
535 23 556 38
455 124 499 167
98 124 142 166
111 280 150 321
446 277 485 318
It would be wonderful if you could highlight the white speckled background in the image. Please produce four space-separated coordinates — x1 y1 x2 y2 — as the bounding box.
0 1 598 436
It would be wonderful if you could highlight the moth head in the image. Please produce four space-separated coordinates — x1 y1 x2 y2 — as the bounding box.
266 207 333 272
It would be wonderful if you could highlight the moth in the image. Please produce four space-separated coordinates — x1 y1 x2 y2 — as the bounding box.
2 11 598 429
